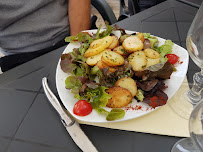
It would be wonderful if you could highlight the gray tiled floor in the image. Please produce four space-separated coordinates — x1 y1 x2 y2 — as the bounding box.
14 94 79 151
7 140 69 152
0 89 36 137
0 138 11 152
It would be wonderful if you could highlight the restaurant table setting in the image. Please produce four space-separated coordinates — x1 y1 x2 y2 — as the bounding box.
0 0 201 152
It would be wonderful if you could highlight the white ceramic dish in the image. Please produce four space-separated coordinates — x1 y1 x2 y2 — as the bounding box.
56 30 189 123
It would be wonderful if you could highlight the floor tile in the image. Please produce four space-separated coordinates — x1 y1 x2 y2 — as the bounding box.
142 8 175 22
40 64 59 94
80 125 134 152
7 140 71 152
131 132 180 152
177 22 192 42
1 67 50 92
14 94 79 151
0 89 36 137
0 137 12 152
141 22 179 41
174 8 196 22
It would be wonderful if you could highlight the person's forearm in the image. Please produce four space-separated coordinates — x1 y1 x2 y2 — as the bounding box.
68 0 91 36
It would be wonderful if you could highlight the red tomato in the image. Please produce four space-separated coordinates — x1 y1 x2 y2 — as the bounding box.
166 54 179 64
73 100 92 116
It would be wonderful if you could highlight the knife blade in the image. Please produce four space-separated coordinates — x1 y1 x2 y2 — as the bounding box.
42 77 98 152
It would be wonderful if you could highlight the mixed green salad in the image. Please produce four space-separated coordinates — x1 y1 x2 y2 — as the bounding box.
60 24 179 121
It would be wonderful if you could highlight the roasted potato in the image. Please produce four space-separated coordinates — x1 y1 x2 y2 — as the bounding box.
128 51 147 71
106 86 133 108
115 77 137 97
90 39 103 49
122 36 143 52
113 46 128 56
101 50 125 67
96 60 116 72
146 57 160 67
136 32 145 43
86 49 111 66
144 48 160 59
107 36 119 49
84 36 113 58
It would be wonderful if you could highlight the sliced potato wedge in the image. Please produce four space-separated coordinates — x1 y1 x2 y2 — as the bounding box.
107 36 119 49
137 32 145 43
113 46 128 56
128 51 147 71
144 48 160 59
106 86 133 108
122 36 143 52
96 60 116 72
101 50 125 67
146 57 160 67
84 36 113 58
115 77 137 96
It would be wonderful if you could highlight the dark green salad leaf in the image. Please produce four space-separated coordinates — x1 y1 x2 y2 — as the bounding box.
88 86 112 108
106 109 125 121
95 21 113 39
65 32 93 44
94 107 109 115
65 32 94 56
65 76 83 94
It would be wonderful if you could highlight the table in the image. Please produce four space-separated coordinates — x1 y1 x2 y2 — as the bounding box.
0 0 199 151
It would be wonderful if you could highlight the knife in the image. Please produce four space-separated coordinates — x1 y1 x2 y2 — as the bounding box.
42 77 98 152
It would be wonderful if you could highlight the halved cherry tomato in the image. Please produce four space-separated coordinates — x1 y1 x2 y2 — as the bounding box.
166 54 179 64
73 100 92 116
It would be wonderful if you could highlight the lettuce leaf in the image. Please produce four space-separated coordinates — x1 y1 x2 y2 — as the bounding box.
69 48 86 62
94 107 125 121
65 32 93 44
157 40 174 62
106 109 125 121
143 33 151 39
89 86 112 108
142 33 158 48
65 76 83 94
60 54 77 74
95 21 113 39
65 32 94 56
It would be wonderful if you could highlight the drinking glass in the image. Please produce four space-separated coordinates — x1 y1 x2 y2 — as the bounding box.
171 98 203 152
168 2 203 120
185 1 203 105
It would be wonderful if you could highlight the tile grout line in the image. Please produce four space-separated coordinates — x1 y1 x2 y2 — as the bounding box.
172 8 183 47
5 64 57 151
5 86 45 152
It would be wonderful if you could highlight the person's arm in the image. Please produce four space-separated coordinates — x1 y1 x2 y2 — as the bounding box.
68 0 91 36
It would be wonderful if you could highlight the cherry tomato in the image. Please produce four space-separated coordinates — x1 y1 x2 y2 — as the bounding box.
166 54 179 64
73 100 92 116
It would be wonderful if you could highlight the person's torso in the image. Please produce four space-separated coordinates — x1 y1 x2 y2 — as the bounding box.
0 0 69 53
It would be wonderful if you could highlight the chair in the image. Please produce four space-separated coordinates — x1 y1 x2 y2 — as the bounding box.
91 0 117 26
118 0 140 21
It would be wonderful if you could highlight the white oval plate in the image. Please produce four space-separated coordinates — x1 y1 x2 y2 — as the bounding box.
56 30 189 123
